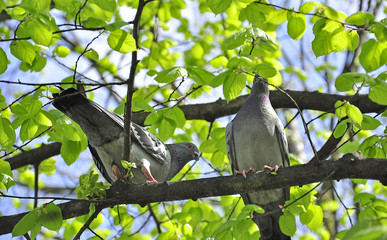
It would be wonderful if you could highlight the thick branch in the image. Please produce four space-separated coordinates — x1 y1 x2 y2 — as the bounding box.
5 142 61 170
5 91 384 171
1 153 386 235
132 90 386 124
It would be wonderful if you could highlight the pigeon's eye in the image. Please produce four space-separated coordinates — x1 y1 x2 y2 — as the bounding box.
187 143 192 148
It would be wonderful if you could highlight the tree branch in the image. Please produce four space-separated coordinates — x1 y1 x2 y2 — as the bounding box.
1 153 386 236
132 90 386 124
5 142 61 170
5 91 384 171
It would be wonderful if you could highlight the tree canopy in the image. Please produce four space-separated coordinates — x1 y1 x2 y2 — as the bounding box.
0 0 387 239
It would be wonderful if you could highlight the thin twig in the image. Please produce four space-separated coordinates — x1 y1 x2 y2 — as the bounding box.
73 204 104 240
333 186 354 227
148 204 162 233
122 0 146 163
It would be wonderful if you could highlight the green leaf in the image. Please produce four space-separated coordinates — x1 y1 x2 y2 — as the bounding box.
0 48 9 74
165 107 186 128
345 12 375 26
222 28 278 51
53 46 70 57
209 55 228 68
340 141 360 154
82 17 107 28
372 22 387 42
354 193 376 205
20 119 39 142
369 81 387 105
23 17 53 46
227 56 252 70
21 0 50 13
265 9 288 25
333 120 348 138
348 30 360 51
84 48 99 61
279 212 296 236
255 64 277 78
107 29 136 53
299 2 321 13
12 210 39 236
335 100 347 119
105 21 129 31
35 111 52 127
342 220 387 240
287 13 306 40
41 203 63 232
0 117 16 149
212 220 237 237
346 104 363 125
158 118 176 141
206 0 231 15
61 140 83 165
359 39 386 72
223 72 246 101
312 20 350 57
210 70 231 88
300 209 313 225
335 73 368 92
155 66 188 83
0 159 15 190
357 115 381 130
305 204 323 230
10 40 36 65
187 66 215 85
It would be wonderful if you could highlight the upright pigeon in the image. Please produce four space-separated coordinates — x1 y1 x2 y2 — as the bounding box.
53 88 199 184
226 75 290 240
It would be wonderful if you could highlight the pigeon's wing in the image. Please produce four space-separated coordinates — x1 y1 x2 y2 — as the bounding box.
88 144 115 184
275 122 291 202
131 123 169 165
225 121 238 173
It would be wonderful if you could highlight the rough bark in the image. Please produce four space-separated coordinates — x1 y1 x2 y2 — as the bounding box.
1 153 386 235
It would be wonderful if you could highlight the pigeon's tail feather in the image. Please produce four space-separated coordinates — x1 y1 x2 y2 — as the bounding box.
253 210 291 240
53 88 123 146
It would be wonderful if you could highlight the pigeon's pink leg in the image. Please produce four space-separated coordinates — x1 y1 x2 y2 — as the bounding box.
112 164 120 179
263 164 283 172
141 165 158 184
235 168 254 178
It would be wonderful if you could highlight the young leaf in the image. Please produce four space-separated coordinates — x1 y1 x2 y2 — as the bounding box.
346 104 363 125
41 203 63 232
107 29 136 53
155 66 188 83
0 48 9 74
206 0 231 15
359 39 385 72
0 117 16 149
335 73 368 92
0 159 15 190
10 40 36 65
279 212 296 236
61 140 83 165
12 210 39 237
287 13 306 40
223 72 246 101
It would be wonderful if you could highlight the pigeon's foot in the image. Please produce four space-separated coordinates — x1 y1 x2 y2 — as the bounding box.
141 165 158 184
235 168 254 178
263 164 283 172
112 164 120 179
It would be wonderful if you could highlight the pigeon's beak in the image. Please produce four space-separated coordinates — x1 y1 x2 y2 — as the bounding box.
194 152 200 161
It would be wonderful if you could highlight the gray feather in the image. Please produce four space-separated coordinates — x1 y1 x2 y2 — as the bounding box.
226 75 290 240
53 88 199 184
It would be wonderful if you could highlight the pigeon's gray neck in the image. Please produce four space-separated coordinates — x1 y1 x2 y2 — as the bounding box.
251 80 269 96
165 144 185 180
